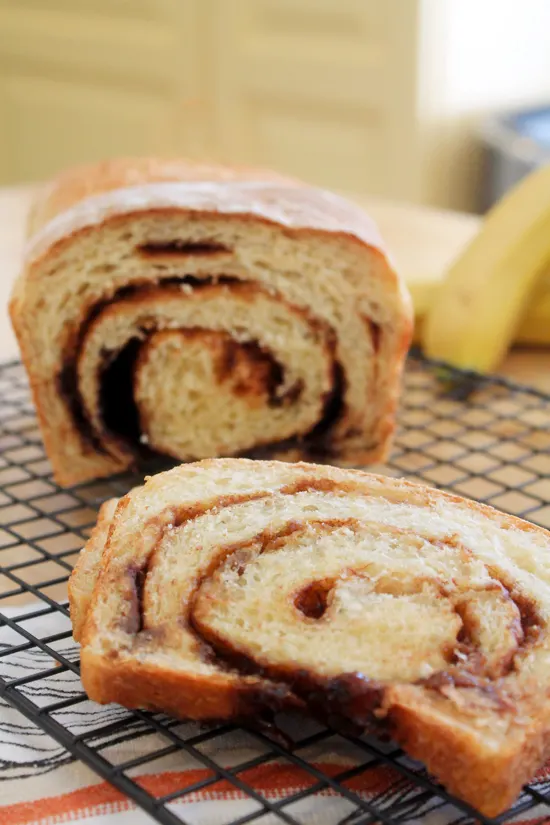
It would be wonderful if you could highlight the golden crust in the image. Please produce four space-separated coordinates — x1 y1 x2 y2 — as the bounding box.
70 458 550 816
23 183 393 268
26 156 297 238
389 697 547 817
79 649 299 722
69 497 119 641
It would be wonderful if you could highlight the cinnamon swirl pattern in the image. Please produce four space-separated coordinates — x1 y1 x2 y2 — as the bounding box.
71 458 550 817
9 158 412 485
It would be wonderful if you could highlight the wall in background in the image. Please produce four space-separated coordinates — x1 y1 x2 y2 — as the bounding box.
0 0 423 203
0 0 549 211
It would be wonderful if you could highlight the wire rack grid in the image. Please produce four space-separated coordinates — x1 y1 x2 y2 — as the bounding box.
0 351 549 825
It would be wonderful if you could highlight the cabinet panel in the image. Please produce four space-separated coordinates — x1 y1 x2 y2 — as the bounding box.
1 74 176 183
244 0 386 61
211 0 421 199
0 0 215 183
0 0 175 22
0 6 178 90
248 99 387 192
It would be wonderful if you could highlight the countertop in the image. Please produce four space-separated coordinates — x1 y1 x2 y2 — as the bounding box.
1 184 548 392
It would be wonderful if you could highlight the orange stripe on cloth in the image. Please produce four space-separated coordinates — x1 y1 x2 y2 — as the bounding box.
1 761 399 825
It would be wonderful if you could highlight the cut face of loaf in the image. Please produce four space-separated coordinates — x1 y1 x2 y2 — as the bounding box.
10 158 412 485
70 458 550 817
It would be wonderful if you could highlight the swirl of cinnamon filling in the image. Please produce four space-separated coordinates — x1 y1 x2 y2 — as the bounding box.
71 459 550 817
70 278 342 467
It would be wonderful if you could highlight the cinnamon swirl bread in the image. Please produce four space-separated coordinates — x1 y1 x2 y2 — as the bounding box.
70 458 550 816
10 158 412 486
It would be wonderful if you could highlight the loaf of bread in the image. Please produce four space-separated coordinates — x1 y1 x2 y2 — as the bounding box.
10 158 412 486
70 457 550 816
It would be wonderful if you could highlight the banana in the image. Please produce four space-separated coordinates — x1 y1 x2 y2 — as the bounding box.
516 266 550 345
423 163 550 372
410 267 550 346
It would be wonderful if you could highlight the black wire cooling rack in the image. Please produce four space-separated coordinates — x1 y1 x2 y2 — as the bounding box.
1 351 550 825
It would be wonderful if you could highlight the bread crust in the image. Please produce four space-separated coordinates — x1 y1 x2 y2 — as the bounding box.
70 458 550 816
10 158 412 485
23 186 394 271
69 497 119 640
26 157 297 238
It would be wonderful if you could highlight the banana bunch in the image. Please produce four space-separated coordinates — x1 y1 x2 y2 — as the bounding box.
422 163 550 372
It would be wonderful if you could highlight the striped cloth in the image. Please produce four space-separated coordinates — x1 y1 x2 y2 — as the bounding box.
1 606 550 825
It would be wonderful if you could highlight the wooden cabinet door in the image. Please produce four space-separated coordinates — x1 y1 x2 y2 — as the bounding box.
210 0 421 200
0 0 214 184
0 0 422 201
